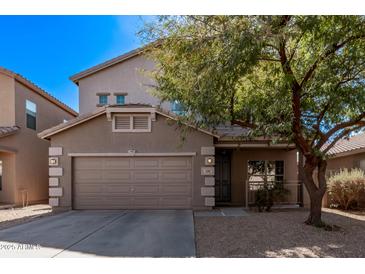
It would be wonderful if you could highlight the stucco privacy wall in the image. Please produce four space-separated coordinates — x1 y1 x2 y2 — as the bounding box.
78 55 171 115
229 148 299 206
47 113 215 209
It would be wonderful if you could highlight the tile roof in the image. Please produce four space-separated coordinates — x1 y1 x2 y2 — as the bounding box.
327 132 365 156
0 126 20 138
215 124 251 139
0 67 77 117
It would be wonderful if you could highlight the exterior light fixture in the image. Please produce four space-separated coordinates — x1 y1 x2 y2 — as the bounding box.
49 157 59 166
205 156 215 166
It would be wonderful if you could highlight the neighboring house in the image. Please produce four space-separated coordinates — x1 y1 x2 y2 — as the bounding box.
0 67 77 206
326 132 365 173
39 48 301 210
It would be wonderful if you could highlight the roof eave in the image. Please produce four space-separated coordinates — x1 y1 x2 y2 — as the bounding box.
69 47 144 84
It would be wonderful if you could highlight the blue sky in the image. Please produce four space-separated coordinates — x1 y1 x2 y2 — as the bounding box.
0 16 152 111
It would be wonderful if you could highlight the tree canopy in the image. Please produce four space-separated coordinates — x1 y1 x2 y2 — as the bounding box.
141 16 365 157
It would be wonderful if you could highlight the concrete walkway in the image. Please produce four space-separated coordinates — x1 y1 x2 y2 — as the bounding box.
0 210 195 258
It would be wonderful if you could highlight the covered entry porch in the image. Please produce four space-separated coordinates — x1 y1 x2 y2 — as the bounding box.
213 144 303 208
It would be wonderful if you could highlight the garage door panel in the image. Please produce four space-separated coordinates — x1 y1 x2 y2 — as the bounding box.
74 183 132 193
74 158 103 169
160 197 191 208
73 156 193 209
75 197 134 209
160 158 192 169
133 184 160 194
74 170 103 181
133 171 159 181
160 171 192 182
133 158 159 169
103 158 131 169
103 170 132 181
160 184 192 195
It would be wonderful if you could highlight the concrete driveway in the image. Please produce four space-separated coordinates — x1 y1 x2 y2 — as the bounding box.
0 210 195 257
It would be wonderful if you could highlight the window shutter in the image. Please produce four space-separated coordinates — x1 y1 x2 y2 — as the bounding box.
115 116 130 130
133 116 149 130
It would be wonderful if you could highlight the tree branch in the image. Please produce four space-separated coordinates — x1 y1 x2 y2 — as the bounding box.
231 119 257 129
323 122 365 154
277 35 311 155
300 34 365 87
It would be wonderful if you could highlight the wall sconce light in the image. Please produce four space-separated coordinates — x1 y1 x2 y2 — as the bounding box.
205 156 215 166
49 157 59 166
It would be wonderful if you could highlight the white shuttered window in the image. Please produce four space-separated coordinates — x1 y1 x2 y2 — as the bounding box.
113 115 151 132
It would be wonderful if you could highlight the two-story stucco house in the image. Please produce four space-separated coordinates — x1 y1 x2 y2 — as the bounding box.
39 48 302 210
0 67 77 206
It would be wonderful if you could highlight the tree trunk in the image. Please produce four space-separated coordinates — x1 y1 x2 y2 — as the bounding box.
305 192 324 226
302 158 327 226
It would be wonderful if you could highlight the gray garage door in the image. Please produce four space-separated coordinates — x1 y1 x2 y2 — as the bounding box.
73 156 193 209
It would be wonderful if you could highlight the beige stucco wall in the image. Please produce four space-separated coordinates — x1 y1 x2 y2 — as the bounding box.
49 113 214 209
0 73 16 126
0 80 76 205
327 152 365 172
78 55 171 115
228 148 299 206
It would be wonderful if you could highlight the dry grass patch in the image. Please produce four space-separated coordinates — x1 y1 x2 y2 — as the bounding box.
195 209 365 258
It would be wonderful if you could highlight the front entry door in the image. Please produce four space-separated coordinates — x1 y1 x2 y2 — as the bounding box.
215 150 231 203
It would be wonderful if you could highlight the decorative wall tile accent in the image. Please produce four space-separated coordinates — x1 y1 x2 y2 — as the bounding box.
49 157 59 166
204 176 215 186
49 198 59 207
205 197 215 207
204 156 215 166
201 166 215 176
49 147 63 156
49 187 63 197
49 167 63 177
201 146 215 155
201 187 215 196
49 177 59 187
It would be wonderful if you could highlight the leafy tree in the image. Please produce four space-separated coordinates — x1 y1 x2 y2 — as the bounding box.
140 16 365 226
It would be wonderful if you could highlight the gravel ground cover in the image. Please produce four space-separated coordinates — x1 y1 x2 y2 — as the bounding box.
194 208 365 258
0 204 56 230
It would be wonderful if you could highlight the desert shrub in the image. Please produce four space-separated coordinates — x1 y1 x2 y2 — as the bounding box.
255 182 290 212
327 168 365 210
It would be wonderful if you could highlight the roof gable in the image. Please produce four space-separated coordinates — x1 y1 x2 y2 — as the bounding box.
38 104 219 140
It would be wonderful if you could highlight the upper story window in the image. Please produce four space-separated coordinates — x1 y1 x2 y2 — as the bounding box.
26 100 37 130
171 100 186 115
113 114 151 132
116 95 125 105
98 95 108 105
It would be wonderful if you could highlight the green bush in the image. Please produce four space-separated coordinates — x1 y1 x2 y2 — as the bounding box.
255 182 290 212
327 168 365 210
